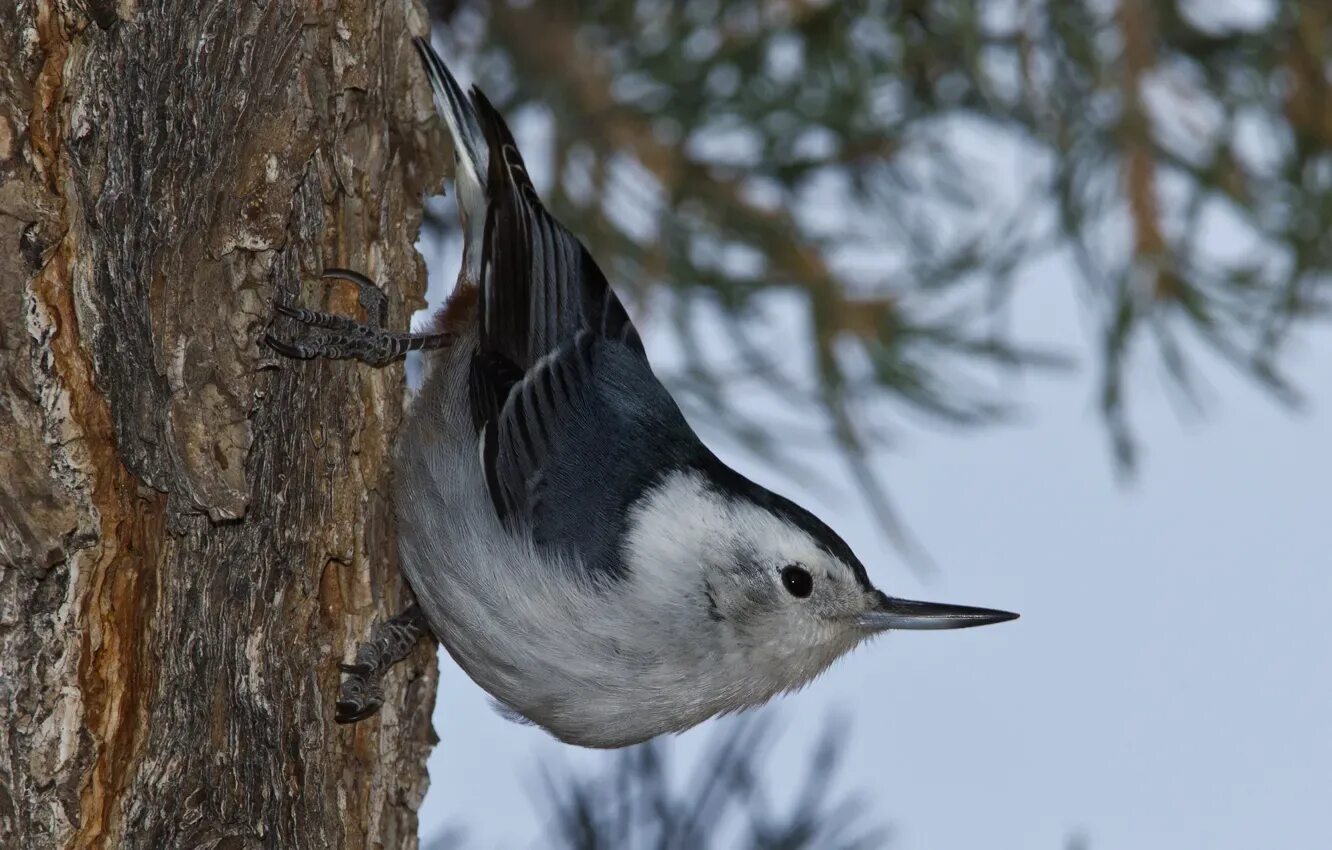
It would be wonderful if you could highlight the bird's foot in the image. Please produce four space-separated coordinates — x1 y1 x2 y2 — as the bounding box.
336 662 386 724
333 604 433 725
266 268 450 367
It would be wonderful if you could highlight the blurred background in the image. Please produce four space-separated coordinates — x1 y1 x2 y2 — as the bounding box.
411 0 1332 847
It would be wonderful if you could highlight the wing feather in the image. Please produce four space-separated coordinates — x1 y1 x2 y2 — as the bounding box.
470 89 642 369
466 85 681 578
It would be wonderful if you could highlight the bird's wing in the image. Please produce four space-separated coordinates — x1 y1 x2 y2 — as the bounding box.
470 88 643 369
466 86 690 578
485 331 697 579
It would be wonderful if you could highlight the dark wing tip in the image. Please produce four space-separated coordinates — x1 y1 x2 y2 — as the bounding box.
469 86 537 201
468 73 645 366
411 36 440 90
413 36 459 101
412 36 488 180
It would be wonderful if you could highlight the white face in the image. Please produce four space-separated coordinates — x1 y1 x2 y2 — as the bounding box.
624 470 877 684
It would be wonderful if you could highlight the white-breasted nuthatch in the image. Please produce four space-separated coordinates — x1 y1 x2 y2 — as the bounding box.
267 38 1018 748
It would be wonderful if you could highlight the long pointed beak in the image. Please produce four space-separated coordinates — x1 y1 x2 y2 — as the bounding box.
857 591 1019 632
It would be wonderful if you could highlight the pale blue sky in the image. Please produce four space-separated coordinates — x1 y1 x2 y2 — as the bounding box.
408 50 1332 844
411 235 1331 848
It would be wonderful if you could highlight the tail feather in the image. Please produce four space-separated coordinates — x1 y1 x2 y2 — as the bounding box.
413 37 488 251
414 35 644 370
468 88 643 367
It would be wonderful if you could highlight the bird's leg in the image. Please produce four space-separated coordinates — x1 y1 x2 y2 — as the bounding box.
336 603 434 724
266 268 451 367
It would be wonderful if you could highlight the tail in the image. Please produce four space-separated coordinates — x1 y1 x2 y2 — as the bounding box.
413 37 488 276
468 86 643 368
414 34 643 371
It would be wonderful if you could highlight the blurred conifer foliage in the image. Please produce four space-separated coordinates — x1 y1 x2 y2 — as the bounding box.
531 715 887 850
422 716 887 850
422 0 1330 532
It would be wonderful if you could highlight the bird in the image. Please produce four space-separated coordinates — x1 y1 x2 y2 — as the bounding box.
265 36 1018 748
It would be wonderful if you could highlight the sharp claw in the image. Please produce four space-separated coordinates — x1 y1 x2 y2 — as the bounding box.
317 268 389 329
339 662 373 675
264 333 313 359
321 267 379 289
274 303 303 319
335 698 382 724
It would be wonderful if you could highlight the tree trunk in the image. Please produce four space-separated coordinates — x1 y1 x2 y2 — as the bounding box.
1 2 443 847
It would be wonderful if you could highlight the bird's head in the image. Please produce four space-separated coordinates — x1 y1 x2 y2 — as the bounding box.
624 466 1017 698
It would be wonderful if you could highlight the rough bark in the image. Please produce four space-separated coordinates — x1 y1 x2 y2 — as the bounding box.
0 1 444 847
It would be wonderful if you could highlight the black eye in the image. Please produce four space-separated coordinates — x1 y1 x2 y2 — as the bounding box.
781 565 813 598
